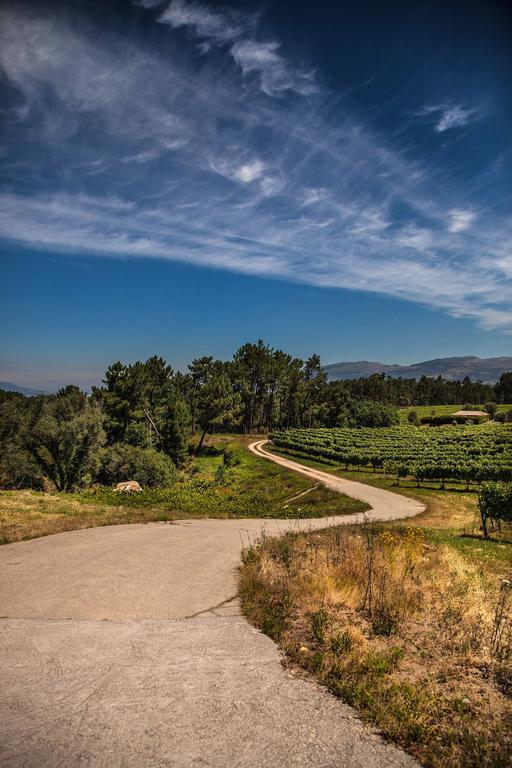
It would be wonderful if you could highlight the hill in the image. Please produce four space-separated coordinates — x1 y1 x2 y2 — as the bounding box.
0 381 47 396
323 356 512 384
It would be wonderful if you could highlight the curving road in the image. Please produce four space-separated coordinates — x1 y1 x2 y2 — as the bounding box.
0 441 423 767
248 440 424 522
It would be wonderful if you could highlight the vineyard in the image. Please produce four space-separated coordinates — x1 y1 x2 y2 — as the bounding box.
398 403 512 423
269 424 512 486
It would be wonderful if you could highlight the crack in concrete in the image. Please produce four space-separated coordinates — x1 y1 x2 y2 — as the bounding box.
184 595 239 619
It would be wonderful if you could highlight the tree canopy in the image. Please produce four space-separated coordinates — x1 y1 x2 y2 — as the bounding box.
0 341 509 492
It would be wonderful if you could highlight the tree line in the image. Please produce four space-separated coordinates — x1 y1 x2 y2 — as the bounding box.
1 340 511 491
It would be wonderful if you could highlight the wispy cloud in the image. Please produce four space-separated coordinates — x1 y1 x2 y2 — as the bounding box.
447 209 476 233
0 2 510 333
156 0 316 95
159 0 248 48
231 40 317 96
417 103 481 133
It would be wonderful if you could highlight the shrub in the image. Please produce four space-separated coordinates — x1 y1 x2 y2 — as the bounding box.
223 445 240 467
24 388 105 491
346 400 399 428
407 410 419 425
478 481 512 538
97 444 177 488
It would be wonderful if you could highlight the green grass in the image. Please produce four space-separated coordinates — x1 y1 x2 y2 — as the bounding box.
398 403 512 422
266 443 512 574
0 438 368 544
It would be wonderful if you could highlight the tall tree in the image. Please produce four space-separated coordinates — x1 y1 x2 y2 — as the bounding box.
495 372 512 404
187 356 214 433
195 363 242 452
24 387 105 491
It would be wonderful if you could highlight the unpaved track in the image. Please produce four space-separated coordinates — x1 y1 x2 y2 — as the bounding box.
249 440 424 522
0 441 423 767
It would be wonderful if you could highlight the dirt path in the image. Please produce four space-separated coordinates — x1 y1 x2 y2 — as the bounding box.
249 439 425 522
0 444 423 767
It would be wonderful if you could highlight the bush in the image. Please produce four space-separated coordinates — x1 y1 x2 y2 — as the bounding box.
407 410 419 425
346 401 399 428
223 445 240 467
97 444 177 488
24 388 105 491
478 481 512 538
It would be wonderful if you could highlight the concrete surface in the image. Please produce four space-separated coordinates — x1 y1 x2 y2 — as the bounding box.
0 441 423 767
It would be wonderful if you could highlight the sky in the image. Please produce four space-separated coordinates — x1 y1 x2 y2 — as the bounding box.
0 0 511 389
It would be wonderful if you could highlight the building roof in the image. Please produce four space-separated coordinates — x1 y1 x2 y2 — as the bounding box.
452 410 489 417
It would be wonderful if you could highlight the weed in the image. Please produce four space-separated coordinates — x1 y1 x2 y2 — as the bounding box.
330 629 353 656
310 607 330 645
240 522 512 767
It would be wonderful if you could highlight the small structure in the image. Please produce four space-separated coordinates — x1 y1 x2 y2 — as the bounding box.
452 410 490 420
115 480 142 493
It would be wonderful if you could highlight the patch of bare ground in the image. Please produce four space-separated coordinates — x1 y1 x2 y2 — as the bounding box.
239 524 512 767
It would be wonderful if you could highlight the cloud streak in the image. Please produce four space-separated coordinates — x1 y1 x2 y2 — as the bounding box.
417 103 481 133
0 1 510 333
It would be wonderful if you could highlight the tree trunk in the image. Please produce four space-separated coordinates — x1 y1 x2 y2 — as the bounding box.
196 428 207 454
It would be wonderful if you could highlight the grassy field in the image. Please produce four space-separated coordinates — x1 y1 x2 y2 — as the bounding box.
0 438 368 544
267 444 512 570
398 403 512 422
241 443 512 766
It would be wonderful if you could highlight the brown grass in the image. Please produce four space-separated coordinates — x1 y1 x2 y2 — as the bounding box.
0 490 174 543
0 438 367 544
240 524 512 767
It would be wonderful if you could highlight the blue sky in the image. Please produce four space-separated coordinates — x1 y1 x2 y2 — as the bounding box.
0 0 511 389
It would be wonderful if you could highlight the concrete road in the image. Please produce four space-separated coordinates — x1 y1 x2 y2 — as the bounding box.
0 442 422 767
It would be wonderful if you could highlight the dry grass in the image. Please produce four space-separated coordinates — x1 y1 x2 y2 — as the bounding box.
0 490 175 543
0 439 367 544
240 524 512 767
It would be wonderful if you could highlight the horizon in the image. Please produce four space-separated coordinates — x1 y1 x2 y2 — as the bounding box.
1 0 511 388
1 350 511 392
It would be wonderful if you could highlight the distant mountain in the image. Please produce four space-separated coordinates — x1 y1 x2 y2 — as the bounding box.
0 382 47 396
323 356 512 385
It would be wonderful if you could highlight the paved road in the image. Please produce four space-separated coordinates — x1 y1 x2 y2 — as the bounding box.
0 442 423 767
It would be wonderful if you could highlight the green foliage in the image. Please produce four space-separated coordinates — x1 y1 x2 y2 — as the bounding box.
421 413 488 426
97 444 178 488
192 359 242 450
0 392 42 489
222 445 240 467
93 356 190 464
2 348 510 495
270 424 512 486
495 372 512 404
214 463 230 486
478 482 512 538
199 367 242 434
310 607 330 645
160 394 191 467
24 387 105 491
398 403 512 423
344 400 399 428
407 410 419 425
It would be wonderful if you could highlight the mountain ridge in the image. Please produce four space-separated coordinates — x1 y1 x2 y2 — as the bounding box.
323 356 512 385
0 382 47 396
